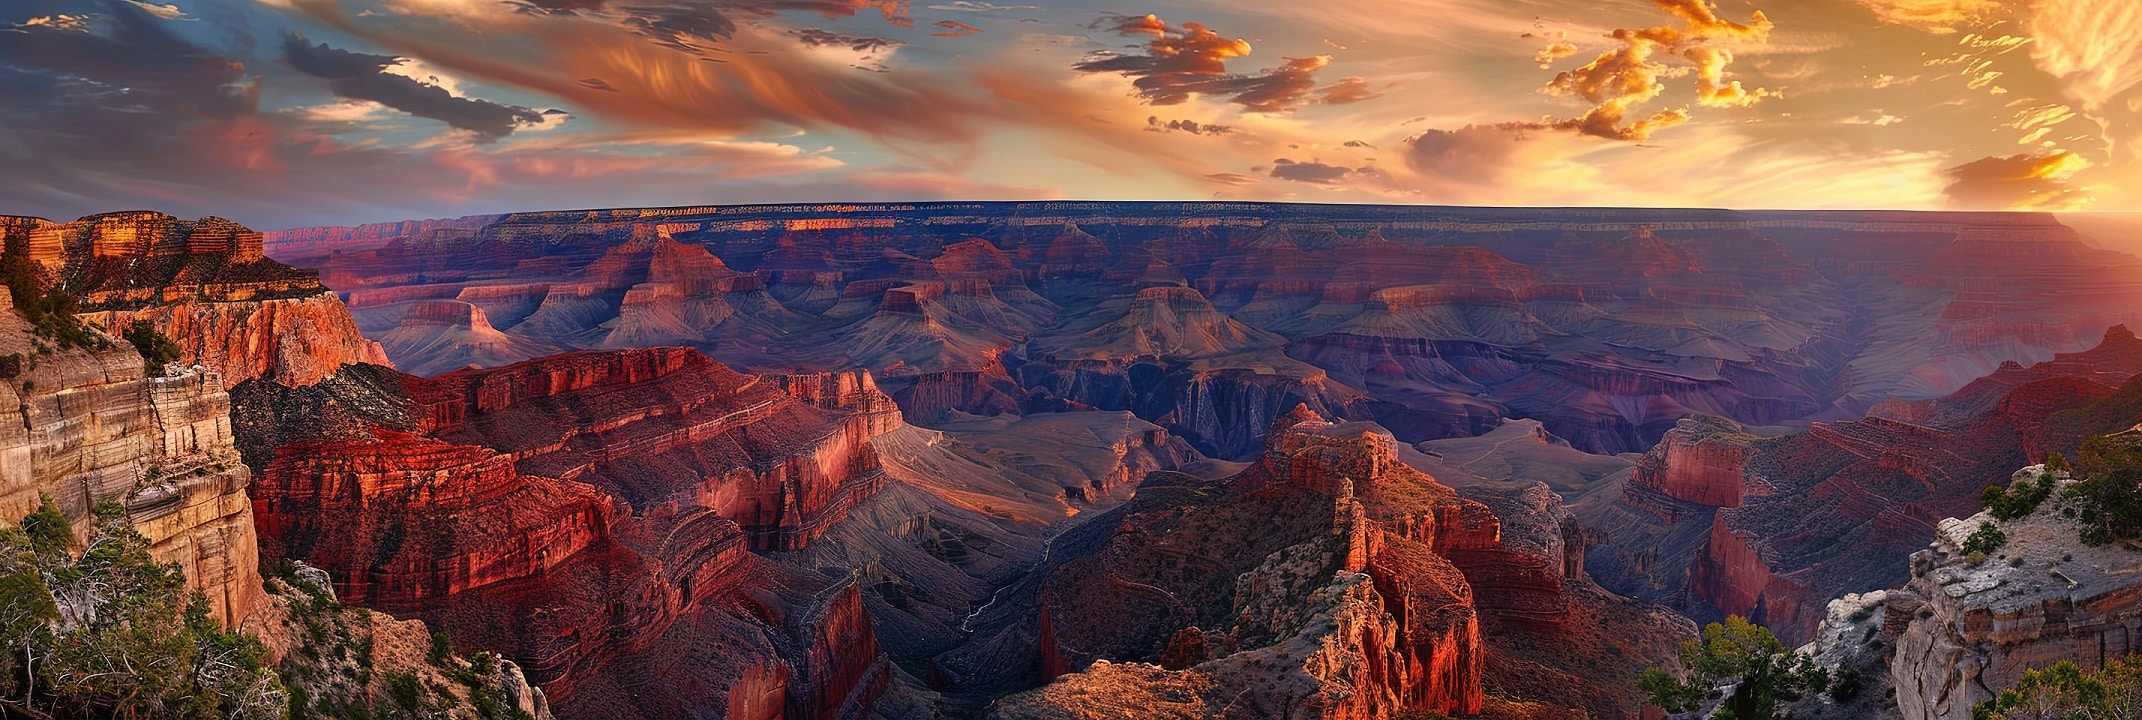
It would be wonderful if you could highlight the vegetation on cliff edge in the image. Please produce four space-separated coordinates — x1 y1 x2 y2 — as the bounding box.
1640 615 1828 720
1973 655 2141 720
0 495 284 719
2068 434 2142 547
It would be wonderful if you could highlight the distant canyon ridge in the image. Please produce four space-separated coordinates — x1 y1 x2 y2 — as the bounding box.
269 203 2142 460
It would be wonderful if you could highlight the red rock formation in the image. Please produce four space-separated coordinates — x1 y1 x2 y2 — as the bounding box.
1631 416 1759 507
236 348 902 717
0 212 386 386
983 419 1493 717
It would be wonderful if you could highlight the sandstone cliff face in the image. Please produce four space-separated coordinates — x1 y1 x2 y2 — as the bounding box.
87 292 390 387
235 349 898 718
1889 466 2142 720
1630 416 1762 508
0 285 265 627
0 211 386 386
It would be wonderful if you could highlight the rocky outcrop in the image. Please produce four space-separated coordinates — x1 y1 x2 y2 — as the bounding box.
0 211 387 386
0 285 264 627
1889 465 2142 720
1631 416 1761 508
235 348 900 717
251 565 557 720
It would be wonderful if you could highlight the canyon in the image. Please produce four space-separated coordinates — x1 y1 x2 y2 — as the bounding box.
0 204 2138 718
269 204 2142 461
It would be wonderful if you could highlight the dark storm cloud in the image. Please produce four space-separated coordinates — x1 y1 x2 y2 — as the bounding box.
792 27 902 53
281 35 545 141
1073 14 1340 113
507 0 910 53
0 0 389 221
1269 158 1360 184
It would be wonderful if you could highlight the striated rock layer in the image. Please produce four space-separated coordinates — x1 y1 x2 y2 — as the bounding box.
234 349 902 718
0 285 265 627
1 211 386 386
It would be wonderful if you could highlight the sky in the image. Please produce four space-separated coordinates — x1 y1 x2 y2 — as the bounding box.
2 0 2139 228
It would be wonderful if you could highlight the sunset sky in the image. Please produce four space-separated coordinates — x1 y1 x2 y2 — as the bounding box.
2 0 2138 227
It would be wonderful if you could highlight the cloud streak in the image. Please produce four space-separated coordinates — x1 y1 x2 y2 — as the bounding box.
282 35 549 141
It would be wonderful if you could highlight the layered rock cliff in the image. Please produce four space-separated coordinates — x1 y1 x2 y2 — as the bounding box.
0 284 265 627
1 211 386 386
233 349 901 717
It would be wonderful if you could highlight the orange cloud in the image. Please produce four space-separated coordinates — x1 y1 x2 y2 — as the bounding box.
1944 151 2093 210
1073 14 1352 113
930 20 980 38
1541 0 1773 140
289 0 991 146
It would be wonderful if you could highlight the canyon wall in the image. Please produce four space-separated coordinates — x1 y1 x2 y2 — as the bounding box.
1588 326 2142 646
235 349 900 718
0 284 264 626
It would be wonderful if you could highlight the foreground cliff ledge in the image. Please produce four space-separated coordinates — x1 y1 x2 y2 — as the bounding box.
1887 465 2142 720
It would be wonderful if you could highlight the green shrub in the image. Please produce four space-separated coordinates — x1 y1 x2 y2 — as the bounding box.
1984 472 2056 521
1641 616 1829 720
1963 523 2008 556
2068 435 2142 547
0 493 287 718
123 319 184 372
1973 656 2141 720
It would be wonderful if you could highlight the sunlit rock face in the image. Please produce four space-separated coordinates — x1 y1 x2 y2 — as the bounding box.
233 348 903 718
1586 326 2142 646
272 204 2142 462
3 211 386 387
